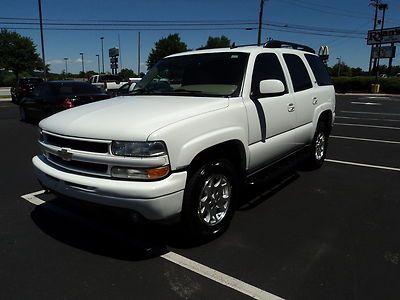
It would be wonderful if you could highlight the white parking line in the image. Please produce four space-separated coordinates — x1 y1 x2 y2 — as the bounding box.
350 102 382 106
20 190 283 300
21 190 46 205
336 116 400 122
340 110 400 116
326 159 400 172
335 123 400 130
161 252 282 300
331 135 400 145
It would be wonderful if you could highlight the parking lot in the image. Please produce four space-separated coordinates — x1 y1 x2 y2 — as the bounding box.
0 94 399 299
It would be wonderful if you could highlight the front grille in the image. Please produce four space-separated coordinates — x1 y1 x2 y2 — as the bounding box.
44 133 109 153
48 153 108 174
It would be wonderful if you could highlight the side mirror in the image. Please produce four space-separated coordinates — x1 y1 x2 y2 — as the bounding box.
259 79 285 96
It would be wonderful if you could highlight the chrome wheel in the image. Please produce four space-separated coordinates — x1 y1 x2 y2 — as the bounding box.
197 174 232 226
315 132 326 161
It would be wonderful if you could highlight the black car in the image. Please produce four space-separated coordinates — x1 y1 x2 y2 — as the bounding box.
19 81 110 123
11 77 44 104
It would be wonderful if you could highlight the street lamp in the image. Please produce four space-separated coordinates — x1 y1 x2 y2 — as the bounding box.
64 57 69 75
96 54 100 75
80 52 85 74
336 57 341 77
100 37 105 74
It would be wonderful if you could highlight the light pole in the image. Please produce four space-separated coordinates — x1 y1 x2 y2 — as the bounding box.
80 52 85 74
64 57 69 77
38 0 47 81
96 54 100 75
336 57 341 77
100 37 105 74
138 32 141 75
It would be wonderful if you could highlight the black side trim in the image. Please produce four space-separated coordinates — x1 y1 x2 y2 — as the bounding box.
251 96 267 143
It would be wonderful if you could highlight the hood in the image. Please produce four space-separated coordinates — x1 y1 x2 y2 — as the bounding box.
39 95 229 141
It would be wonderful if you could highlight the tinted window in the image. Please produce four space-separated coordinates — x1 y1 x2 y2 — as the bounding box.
283 54 313 92
305 54 332 86
251 53 287 97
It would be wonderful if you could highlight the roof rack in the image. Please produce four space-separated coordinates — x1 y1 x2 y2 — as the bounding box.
263 40 315 54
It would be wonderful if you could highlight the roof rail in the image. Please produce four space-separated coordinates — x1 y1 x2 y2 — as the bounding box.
263 40 315 54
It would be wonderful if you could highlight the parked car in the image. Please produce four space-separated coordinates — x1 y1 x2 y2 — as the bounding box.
34 41 335 239
11 77 44 104
20 81 110 123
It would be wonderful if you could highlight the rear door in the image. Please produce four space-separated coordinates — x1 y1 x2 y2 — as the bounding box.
282 53 315 145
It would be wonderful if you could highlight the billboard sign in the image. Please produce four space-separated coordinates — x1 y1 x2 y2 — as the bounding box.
109 47 119 57
367 27 400 45
372 46 396 59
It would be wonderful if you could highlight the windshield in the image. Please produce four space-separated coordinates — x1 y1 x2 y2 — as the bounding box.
132 52 249 97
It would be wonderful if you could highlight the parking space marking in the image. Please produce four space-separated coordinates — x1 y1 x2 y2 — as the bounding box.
340 110 400 116
336 116 400 122
350 102 382 106
335 123 400 130
326 159 400 172
161 252 283 300
21 190 46 205
20 190 284 300
331 135 400 145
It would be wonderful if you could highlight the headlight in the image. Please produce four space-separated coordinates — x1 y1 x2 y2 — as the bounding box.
111 141 167 157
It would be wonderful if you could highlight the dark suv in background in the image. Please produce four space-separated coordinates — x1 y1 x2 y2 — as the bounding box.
11 77 44 104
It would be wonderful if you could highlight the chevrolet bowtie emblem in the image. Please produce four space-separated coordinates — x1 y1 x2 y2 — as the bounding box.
57 148 73 161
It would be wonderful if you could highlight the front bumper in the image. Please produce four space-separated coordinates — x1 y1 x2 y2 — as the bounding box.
33 155 187 221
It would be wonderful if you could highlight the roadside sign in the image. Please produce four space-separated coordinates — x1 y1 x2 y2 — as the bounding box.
109 47 119 57
372 46 396 59
367 27 400 45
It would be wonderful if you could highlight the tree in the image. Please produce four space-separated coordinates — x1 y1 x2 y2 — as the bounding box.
147 34 188 69
200 35 231 49
0 29 43 81
118 68 138 80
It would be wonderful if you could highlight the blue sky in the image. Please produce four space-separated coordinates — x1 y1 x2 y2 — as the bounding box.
1 0 399 74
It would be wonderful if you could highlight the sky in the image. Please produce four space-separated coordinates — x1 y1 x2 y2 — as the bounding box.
1 0 399 74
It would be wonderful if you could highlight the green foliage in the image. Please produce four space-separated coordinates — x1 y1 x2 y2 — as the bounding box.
333 76 400 94
0 29 43 80
199 35 231 49
146 34 188 69
118 68 138 80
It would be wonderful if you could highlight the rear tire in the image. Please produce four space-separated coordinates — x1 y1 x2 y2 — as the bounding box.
306 123 329 169
181 159 238 241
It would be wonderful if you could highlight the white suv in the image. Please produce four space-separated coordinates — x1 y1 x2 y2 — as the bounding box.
33 41 335 239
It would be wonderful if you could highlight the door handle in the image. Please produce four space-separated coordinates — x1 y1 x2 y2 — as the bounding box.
312 97 318 105
288 103 295 112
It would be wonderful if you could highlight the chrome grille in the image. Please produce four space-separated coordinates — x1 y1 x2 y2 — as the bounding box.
43 133 109 153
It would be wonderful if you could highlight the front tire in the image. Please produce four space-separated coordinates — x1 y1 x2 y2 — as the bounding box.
181 159 238 240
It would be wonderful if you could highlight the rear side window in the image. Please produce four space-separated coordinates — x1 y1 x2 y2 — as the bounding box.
305 54 332 86
283 54 313 92
251 53 287 96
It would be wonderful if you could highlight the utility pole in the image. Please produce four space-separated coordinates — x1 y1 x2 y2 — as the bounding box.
369 0 380 74
38 0 47 81
336 57 342 77
64 57 68 76
118 34 122 70
257 0 265 46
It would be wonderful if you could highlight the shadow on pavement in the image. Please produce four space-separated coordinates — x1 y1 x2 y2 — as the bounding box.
31 162 303 260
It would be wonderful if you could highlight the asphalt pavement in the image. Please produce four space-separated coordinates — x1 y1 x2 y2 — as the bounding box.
0 94 399 300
